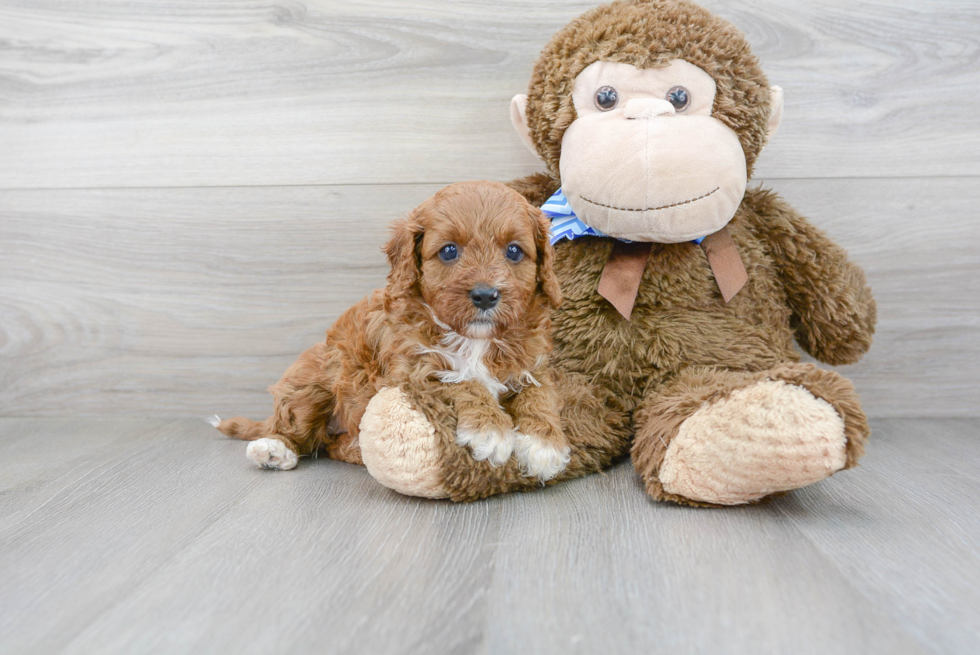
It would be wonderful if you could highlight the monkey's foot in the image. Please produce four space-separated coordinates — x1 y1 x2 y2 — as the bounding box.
359 387 450 499
659 380 847 505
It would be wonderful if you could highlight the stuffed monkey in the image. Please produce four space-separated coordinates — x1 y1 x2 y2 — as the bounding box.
355 0 877 506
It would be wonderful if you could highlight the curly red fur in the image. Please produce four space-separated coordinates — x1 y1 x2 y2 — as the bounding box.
217 181 563 463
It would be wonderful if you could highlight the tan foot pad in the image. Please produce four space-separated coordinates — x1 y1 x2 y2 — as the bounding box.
359 387 449 499
660 380 847 505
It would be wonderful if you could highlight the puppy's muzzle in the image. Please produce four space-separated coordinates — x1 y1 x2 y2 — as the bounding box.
469 285 500 311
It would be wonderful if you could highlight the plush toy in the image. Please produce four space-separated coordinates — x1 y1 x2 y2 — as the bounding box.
353 0 876 506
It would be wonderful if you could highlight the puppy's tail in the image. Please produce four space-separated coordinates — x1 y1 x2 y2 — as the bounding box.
209 415 269 441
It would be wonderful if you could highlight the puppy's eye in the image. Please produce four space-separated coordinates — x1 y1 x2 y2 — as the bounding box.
505 244 524 262
595 86 619 111
438 243 459 262
666 86 690 111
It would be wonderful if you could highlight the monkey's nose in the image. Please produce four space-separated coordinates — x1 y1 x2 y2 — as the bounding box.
624 98 675 120
469 285 500 311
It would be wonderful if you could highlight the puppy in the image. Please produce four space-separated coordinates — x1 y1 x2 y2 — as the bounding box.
214 181 571 481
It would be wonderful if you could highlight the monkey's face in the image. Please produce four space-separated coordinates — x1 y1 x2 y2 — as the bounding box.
558 60 747 243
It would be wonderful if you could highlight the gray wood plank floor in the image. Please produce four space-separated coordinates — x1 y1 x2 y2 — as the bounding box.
2 0 978 420
1 0 977 188
1 418 977 654
3 177 977 419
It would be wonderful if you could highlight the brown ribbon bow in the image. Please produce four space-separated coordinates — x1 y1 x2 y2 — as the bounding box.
597 225 748 320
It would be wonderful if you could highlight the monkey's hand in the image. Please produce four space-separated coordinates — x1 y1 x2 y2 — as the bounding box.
749 190 876 366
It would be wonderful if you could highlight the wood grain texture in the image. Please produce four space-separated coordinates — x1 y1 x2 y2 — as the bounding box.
1 177 977 418
1 417 977 653
775 418 980 655
1 0 977 189
0 183 436 417
1 1 975 650
762 177 980 418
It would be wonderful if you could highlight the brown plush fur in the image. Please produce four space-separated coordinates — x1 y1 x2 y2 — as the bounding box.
387 0 876 504
631 363 870 507
524 0 775 179
404 184 876 502
395 366 633 501
217 181 564 464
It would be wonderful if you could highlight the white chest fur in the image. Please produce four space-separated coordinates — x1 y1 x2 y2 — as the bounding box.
420 331 509 398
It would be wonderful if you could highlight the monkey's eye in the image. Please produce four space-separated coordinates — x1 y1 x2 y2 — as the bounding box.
595 86 619 111
505 244 524 263
438 243 459 262
666 86 690 111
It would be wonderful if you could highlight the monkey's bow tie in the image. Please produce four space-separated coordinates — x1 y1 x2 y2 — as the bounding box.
540 187 746 319
542 189 612 244
543 188 706 246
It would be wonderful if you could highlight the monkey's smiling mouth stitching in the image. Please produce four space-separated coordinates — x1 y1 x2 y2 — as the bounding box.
580 187 720 212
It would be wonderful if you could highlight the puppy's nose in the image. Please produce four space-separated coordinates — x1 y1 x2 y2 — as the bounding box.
469 285 500 311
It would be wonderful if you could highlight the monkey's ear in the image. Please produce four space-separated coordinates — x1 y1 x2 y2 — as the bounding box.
383 211 424 311
530 205 562 308
767 86 784 141
510 94 540 157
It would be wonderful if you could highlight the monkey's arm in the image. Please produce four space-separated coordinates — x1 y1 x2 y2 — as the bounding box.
506 173 561 207
747 189 876 366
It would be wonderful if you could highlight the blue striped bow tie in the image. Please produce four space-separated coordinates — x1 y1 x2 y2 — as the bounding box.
542 188 705 246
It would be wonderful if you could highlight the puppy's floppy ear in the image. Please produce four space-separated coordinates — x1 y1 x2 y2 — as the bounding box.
529 205 562 308
383 209 424 311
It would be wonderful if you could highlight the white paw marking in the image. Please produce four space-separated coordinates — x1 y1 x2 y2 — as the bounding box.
246 438 298 471
455 426 514 466
513 432 571 481
207 415 221 428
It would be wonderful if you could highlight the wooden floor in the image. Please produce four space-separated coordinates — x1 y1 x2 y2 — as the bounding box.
2 0 978 421
2 2 978 654
1 418 977 654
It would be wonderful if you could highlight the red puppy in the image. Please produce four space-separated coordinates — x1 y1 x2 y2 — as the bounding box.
214 181 571 480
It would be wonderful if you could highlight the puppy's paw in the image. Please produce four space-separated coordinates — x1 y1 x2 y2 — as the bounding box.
246 438 299 471
455 426 514 467
513 432 571 481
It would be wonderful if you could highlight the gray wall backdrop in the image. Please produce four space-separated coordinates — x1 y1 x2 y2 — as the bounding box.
1 0 977 418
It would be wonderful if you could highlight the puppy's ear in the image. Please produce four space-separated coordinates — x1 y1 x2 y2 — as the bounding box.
530 205 562 308
383 210 424 311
